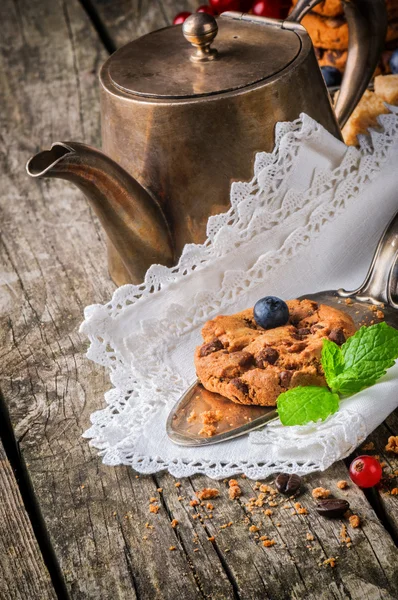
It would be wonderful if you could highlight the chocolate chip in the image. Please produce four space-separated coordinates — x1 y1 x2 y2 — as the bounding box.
255 347 279 367
279 371 293 387
328 328 346 346
297 328 310 336
316 498 350 518
237 351 254 367
243 318 257 329
230 378 249 395
199 339 223 357
275 473 302 495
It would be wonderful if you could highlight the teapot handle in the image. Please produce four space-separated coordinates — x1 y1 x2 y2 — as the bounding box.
287 0 388 128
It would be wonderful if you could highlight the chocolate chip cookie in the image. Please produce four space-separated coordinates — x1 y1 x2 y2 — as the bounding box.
195 299 356 407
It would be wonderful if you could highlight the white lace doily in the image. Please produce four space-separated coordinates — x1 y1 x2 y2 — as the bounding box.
81 110 398 479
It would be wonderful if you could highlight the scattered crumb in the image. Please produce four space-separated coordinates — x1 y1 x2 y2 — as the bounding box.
362 441 375 451
349 514 361 528
169 546 176 551
177 496 184 502
190 499 199 507
263 539 276 547
187 410 197 423
142 535 148 541
229 479 239 487
276 522 281 527
206 503 214 510
175 482 181 488
391 488 398 495
149 497 157 503
241 474 247 479
145 522 154 529
196 488 220 500
306 532 314 541
149 504 160 514
249 525 259 533
193 548 199 552
312 487 331 499
268 500 278 507
229 484 242 500
380 462 387 469
207 536 215 542
294 502 308 515
220 522 233 529
264 509 273 516
201 409 223 425
157 488 163 493
283 504 290 509
376 310 384 319
345 298 354 305
337 480 348 490
322 557 337 568
171 519 178 528
340 524 352 546
385 436 398 454
199 424 217 437
259 484 273 493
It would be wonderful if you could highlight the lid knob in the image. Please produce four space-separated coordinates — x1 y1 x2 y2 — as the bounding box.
182 13 218 63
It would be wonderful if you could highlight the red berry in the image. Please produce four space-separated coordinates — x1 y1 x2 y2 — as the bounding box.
197 4 216 14
252 0 282 18
349 455 382 488
173 11 192 25
209 0 251 13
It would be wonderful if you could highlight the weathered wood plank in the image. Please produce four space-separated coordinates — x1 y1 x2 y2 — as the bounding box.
0 439 56 600
1 0 398 599
90 0 203 48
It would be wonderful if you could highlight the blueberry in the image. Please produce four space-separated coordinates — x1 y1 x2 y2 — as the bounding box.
390 49 398 74
253 296 289 330
321 66 342 88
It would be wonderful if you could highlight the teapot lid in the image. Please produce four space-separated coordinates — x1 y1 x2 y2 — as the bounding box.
105 13 302 99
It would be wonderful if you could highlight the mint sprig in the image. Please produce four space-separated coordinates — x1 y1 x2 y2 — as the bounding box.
277 321 398 426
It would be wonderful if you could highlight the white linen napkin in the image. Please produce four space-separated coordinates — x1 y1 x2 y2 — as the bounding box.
81 109 398 479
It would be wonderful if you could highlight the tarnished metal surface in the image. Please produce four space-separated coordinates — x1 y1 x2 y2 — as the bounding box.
26 8 386 286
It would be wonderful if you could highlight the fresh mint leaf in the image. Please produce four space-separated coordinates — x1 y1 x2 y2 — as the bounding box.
277 386 339 426
321 338 345 391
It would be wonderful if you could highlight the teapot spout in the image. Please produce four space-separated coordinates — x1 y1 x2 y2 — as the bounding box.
27 142 174 285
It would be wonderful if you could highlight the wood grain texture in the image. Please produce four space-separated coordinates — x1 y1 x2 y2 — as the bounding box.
1 0 398 598
90 0 203 48
0 441 56 600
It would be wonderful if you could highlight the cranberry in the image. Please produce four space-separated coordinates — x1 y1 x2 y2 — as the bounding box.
209 0 252 13
173 11 191 25
349 455 382 488
197 5 216 14
252 0 282 18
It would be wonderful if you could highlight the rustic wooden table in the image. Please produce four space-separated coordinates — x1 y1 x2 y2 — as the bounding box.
1 1 398 598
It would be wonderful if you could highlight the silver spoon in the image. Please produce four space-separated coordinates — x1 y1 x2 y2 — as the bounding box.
167 210 398 447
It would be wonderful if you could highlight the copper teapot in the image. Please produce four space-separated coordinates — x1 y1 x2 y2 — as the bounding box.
27 0 387 286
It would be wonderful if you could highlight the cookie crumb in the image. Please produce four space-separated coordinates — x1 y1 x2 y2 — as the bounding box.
190 499 199 507
199 424 217 437
263 539 276 547
171 519 178 528
340 524 351 546
362 441 375 451
149 504 160 514
249 525 259 533
385 436 398 454
207 536 215 542
391 488 398 495
294 502 308 515
312 487 331 499
323 557 337 568
306 532 314 541
157 488 163 493
175 482 181 488
187 410 197 423
345 298 354 305
149 497 157 503
169 546 176 551
229 485 242 500
201 409 223 425
349 514 361 528
206 503 214 510
337 480 348 490
196 488 219 500
264 509 273 516
376 310 384 319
